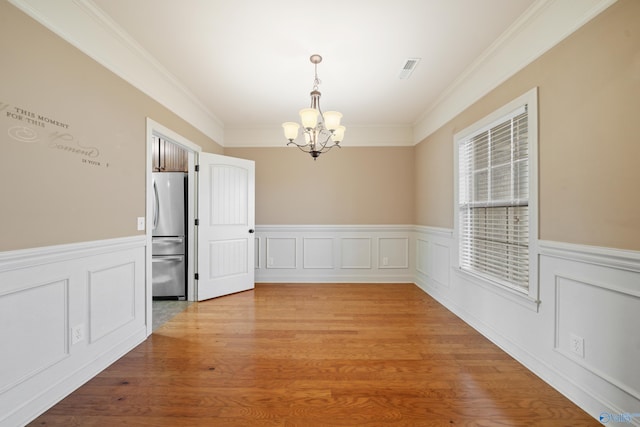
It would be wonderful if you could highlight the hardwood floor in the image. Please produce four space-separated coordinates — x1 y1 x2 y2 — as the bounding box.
29 284 598 426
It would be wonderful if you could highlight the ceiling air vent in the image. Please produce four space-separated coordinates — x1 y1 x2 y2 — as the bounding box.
398 57 421 79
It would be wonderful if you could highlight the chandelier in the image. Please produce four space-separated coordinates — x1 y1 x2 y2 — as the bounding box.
282 54 345 160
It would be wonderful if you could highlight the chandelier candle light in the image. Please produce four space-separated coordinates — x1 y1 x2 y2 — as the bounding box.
282 54 345 160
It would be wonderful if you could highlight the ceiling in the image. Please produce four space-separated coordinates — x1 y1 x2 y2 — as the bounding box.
90 0 534 140
10 0 614 146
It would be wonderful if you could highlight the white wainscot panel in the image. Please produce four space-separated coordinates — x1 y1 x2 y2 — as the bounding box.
378 237 409 269
89 262 136 344
303 238 334 269
209 239 248 278
555 275 640 400
416 238 429 276
415 234 451 288
266 237 296 269
431 242 450 287
0 280 68 393
340 238 372 269
254 237 261 269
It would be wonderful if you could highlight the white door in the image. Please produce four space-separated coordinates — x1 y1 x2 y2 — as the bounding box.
197 153 255 301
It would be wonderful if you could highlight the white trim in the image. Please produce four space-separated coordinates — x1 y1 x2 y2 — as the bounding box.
413 225 453 239
257 224 415 233
539 240 640 273
0 235 145 270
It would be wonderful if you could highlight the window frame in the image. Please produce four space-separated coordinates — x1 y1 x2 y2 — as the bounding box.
453 87 540 310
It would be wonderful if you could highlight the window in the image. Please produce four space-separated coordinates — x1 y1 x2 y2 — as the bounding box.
454 88 538 301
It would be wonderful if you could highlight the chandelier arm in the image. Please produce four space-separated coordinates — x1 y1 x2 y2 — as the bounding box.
316 129 334 148
287 141 313 154
318 143 340 154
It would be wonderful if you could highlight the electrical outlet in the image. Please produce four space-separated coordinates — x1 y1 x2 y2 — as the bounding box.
569 333 584 358
71 324 84 345
382 257 389 266
268 257 274 267
137 217 145 231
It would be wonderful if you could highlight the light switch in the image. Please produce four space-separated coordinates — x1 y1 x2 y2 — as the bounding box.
137 217 145 231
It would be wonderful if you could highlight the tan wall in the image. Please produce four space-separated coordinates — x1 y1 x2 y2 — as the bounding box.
0 2 222 251
414 0 640 251
225 147 415 225
414 124 453 229
4 0 637 252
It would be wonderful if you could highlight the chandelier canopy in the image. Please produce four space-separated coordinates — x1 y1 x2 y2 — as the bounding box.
282 54 345 160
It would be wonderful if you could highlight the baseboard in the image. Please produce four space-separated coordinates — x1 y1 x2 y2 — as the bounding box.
7 328 146 427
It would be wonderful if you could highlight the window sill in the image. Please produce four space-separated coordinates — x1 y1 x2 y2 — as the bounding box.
453 267 541 312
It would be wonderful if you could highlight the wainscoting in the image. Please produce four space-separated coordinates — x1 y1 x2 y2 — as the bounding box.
255 225 415 283
2 227 639 425
414 226 640 425
0 236 147 427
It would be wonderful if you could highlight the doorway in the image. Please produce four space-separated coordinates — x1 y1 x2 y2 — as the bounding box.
146 119 201 335
145 119 256 335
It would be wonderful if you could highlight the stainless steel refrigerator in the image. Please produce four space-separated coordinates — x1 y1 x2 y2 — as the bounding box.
152 172 187 299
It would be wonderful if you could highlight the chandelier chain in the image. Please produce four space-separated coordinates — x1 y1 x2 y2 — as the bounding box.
313 63 321 91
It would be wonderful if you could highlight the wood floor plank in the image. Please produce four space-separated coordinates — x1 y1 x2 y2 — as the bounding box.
29 284 598 426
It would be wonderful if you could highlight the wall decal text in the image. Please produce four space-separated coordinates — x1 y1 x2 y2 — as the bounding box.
2 100 110 168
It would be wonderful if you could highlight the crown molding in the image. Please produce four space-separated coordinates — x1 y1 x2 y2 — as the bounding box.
8 0 617 148
413 0 618 144
8 0 225 145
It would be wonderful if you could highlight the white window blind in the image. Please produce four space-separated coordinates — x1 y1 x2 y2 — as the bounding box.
458 105 529 290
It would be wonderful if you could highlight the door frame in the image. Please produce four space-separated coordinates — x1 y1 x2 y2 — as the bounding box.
145 118 202 336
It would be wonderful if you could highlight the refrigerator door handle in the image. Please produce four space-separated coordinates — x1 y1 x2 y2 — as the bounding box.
153 179 159 231
152 255 184 262
153 236 184 243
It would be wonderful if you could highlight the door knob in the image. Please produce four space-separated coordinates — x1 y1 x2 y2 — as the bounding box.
248 229 255 233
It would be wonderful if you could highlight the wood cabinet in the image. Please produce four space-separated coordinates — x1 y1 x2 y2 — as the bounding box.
152 137 187 172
